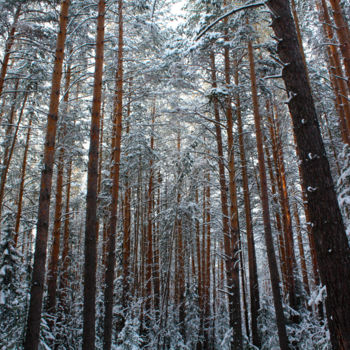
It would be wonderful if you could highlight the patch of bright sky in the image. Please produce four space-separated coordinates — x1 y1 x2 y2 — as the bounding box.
168 0 186 29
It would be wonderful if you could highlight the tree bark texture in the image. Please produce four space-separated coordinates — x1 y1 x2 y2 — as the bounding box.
234 60 261 348
0 5 21 102
103 0 123 346
267 0 350 348
328 0 350 93
24 1 70 348
210 50 242 350
248 38 289 350
83 1 105 349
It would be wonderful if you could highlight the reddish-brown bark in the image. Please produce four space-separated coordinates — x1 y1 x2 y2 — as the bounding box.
0 6 21 102
234 60 261 348
270 104 298 314
328 0 350 92
267 0 350 347
318 0 350 143
248 38 289 349
46 64 71 316
223 16 242 346
264 136 288 293
24 1 70 348
0 89 28 229
210 50 242 350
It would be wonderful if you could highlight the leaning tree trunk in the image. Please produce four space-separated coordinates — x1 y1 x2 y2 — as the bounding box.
83 0 105 349
267 0 350 348
24 1 70 349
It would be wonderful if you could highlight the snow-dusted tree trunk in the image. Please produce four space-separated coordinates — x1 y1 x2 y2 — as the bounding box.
103 0 123 346
248 36 289 350
83 0 105 348
24 1 70 348
267 0 350 348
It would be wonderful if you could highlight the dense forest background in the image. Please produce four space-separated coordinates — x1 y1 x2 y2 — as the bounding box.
0 0 350 349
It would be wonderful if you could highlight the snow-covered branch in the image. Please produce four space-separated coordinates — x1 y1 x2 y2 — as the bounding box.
195 1 266 41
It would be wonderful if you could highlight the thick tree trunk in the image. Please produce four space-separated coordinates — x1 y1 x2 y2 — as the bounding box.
267 0 350 348
24 1 70 348
83 1 105 349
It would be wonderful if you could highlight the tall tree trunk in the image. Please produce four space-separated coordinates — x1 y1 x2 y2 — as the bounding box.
153 170 161 316
103 0 123 346
83 1 105 349
24 1 70 348
14 115 32 246
46 63 71 317
0 5 21 103
248 37 289 349
268 103 298 315
203 169 211 349
122 82 133 309
234 60 261 348
328 0 350 92
59 158 72 306
145 107 155 328
267 0 350 347
318 0 350 143
293 202 310 295
195 187 203 349
0 90 28 228
209 50 241 350
223 17 242 347
176 131 186 342
290 0 310 84
264 136 288 294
